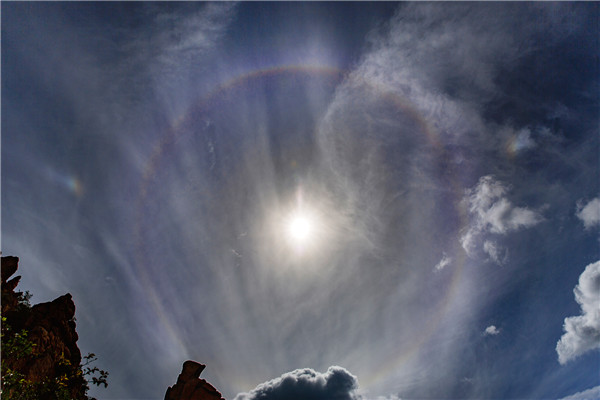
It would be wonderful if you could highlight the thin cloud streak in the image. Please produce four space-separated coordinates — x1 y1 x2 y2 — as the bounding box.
434 254 452 272
559 385 600 400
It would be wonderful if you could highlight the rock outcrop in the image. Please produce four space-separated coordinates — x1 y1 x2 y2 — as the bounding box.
1 256 88 400
2 257 224 400
165 360 226 400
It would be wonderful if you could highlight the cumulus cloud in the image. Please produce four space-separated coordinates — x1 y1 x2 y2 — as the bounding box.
234 366 360 400
484 325 500 336
576 198 600 229
556 261 600 364
559 385 600 400
461 176 543 263
468 176 542 234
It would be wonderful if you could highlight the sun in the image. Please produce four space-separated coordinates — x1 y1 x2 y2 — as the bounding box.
288 213 313 243
279 186 329 256
284 208 320 254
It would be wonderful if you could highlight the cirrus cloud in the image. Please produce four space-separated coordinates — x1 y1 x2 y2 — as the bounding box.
559 385 600 400
434 254 452 271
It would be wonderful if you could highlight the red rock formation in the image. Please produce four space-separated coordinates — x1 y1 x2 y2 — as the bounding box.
165 360 226 400
1 256 88 400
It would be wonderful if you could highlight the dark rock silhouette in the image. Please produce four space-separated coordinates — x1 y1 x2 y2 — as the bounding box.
165 360 226 400
2 257 224 399
1 256 88 399
1 256 21 313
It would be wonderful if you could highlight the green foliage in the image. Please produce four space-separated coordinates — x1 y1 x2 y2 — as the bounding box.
82 353 109 389
1 317 36 360
1 368 73 400
1 317 108 399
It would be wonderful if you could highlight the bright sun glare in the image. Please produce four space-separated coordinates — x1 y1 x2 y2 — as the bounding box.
282 188 326 254
288 214 312 242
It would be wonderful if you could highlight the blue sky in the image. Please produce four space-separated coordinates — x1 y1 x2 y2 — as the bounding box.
2 3 599 399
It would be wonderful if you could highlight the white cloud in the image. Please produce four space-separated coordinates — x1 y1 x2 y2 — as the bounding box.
556 261 600 364
484 325 500 336
461 176 543 264
102 2 238 117
434 254 452 271
558 385 600 400
576 198 600 229
233 366 404 400
502 125 561 157
483 241 507 265
348 3 570 153
152 3 236 64
468 176 543 235
234 366 360 400
513 128 536 152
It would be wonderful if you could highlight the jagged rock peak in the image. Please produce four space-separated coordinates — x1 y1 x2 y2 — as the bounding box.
1 256 88 399
1 255 19 282
165 360 225 400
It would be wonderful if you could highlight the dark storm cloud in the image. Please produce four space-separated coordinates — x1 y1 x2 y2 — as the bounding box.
234 367 360 400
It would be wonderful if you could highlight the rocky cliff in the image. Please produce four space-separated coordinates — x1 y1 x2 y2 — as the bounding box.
1 256 88 399
2 256 225 400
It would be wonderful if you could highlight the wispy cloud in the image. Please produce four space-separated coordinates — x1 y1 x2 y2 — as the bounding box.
556 261 600 364
346 3 578 152
3 3 598 399
558 385 600 400
371 396 401 400
434 254 452 272
482 241 507 266
129 3 236 75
